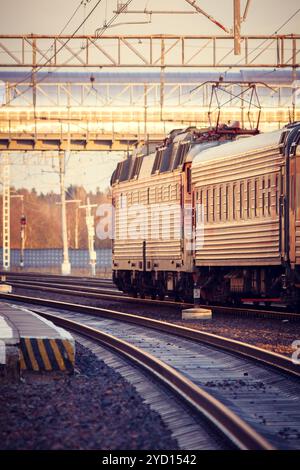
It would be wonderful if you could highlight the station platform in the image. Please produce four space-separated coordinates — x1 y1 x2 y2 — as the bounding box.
0 302 75 379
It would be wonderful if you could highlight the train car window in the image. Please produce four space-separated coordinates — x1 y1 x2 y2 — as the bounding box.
275 175 279 215
206 189 209 222
254 180 258 217
225 186 229 220
262 179 265 216
186 167 192 194
212 188 215 222
233 185 236 220
267 178 271 216
291 175 295 212
198 190 203 222
247 181 251 218
160 145 173 173
240 182 244 219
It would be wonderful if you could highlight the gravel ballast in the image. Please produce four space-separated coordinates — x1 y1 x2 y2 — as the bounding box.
0 342 178 450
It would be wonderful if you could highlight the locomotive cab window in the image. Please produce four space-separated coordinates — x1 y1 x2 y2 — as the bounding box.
131 156 144 179
152 149 164 174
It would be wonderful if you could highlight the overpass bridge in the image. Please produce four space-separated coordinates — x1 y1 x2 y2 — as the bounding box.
0 131 164 151
0 70 299 146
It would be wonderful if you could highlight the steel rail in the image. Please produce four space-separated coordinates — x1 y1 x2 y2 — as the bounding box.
1 292 299 378
4 277 300 321
0 271 113 284
36 309 273 451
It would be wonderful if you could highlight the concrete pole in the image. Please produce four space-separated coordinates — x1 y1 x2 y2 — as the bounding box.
75 204 79 250
59 151 71 275
80 198 97 276
2 153 10 271
234 0 241 55
11 194 25 268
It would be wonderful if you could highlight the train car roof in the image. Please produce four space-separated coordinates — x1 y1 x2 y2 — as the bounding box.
192 130 282 166
185 141 226 163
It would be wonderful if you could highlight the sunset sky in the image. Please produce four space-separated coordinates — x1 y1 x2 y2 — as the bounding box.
1 0 299 193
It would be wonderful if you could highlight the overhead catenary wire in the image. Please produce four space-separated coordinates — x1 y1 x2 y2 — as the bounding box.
4 0 89 98
2 2 299 112
219 6 300 70
3 0 135 109
3 0 105 107
95 0 134 36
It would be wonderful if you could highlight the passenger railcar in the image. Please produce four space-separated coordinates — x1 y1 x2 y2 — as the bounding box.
111 123 300 307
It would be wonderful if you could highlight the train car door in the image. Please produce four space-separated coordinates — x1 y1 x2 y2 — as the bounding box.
290 142 300 267
182 163 193 270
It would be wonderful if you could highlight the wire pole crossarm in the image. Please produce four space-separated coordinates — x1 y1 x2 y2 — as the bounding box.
183 0 230 33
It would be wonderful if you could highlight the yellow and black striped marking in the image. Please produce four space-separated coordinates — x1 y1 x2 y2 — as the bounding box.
19 337 74 372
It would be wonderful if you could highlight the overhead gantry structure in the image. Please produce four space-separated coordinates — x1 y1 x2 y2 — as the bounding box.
0 33 298 69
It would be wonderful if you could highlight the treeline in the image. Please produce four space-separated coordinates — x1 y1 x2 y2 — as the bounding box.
0 185 112 249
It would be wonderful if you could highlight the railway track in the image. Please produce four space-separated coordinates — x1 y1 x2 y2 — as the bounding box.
2 272 299 321
72 332 230 451
0 271 113 288
1 293 300 449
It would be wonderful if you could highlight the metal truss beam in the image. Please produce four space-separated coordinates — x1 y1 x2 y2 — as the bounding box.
0 35 298 68
0 79 299 139
0 132 165 151
2 80 292 108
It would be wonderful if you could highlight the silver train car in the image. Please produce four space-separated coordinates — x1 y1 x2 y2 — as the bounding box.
111 123 300 307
